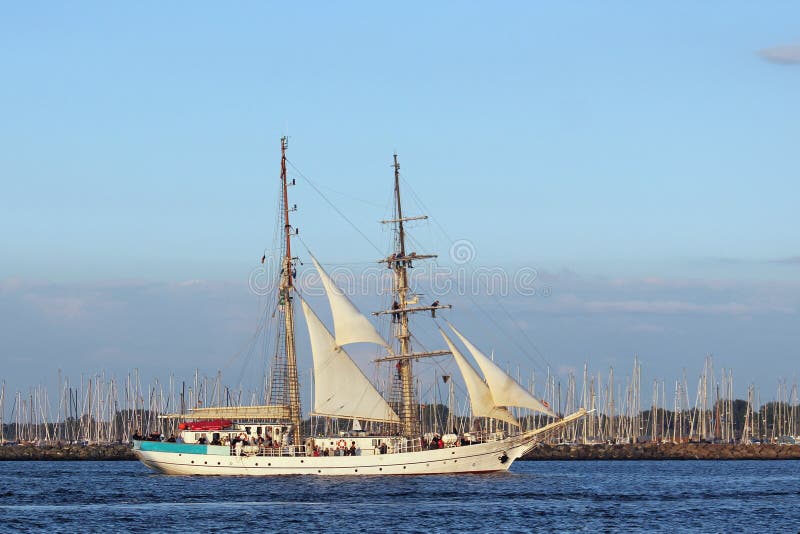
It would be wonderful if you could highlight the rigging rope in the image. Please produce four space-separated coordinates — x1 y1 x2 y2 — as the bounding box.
398 174 554 372
286 158 384 255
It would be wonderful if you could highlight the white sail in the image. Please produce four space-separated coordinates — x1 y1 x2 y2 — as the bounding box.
439 329 519 426
300 297 399 423
311 256 388 348
448 322 556 417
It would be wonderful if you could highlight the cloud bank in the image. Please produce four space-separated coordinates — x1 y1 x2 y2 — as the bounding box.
1 272 798 399
759 44 800 65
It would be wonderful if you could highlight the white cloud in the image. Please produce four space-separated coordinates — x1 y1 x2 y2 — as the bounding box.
772 256 800 265
625 323 674 334
759 44 800 65
583 300 754 315
22 294 88 320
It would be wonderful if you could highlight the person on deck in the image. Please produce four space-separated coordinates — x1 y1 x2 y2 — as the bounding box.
349 441 357 456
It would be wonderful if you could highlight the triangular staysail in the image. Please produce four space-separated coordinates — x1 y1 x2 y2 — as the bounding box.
448 322 557 417
300 297 399 423
311 256 388 348
439 329 519 426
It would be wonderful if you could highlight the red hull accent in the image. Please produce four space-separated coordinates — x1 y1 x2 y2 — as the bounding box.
178 419 232 431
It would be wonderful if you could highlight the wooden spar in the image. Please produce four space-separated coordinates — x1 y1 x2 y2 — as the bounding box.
373 304 451 316
520 408 589 440
374 350 452 363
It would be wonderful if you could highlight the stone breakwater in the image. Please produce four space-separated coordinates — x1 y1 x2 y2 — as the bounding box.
523 442 800 460
0 444 135 461
1 442 799 461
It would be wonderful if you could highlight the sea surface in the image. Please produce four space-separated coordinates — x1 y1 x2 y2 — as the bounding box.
0 460 798 532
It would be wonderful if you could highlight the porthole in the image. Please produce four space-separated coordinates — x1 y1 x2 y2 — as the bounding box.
318 470 321 473
204 461 207 465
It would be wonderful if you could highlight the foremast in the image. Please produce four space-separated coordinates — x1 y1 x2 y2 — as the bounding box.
278 136 302 444
378 155 451 436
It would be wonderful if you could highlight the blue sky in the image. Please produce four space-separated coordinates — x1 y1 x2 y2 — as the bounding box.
1 2 798 405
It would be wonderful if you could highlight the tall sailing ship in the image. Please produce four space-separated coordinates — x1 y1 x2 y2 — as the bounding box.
133 139 586 475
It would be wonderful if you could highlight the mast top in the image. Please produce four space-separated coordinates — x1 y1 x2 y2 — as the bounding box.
280 136 294 288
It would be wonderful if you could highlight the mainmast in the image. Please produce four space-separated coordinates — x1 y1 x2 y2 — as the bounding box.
376 154 451 436
279 136 302 444
392 155 416 436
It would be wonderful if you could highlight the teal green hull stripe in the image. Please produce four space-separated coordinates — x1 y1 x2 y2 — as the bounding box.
134 441 230 456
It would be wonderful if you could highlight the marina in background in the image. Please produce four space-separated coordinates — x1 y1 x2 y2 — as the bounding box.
2 354 798 450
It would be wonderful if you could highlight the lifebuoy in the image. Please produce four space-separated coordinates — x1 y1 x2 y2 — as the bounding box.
337 439 347 449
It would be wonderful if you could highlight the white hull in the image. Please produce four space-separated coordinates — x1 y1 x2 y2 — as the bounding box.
134 434 537 476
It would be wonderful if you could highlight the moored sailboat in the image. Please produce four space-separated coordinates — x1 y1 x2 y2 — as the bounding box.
133 139 586 475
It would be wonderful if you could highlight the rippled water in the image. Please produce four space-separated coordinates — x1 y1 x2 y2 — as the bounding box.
1 460 798 532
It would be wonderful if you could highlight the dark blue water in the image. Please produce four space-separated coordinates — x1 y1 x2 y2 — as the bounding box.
1 460 798 532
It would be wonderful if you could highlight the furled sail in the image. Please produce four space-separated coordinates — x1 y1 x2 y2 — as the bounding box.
300 297 399 423
439 329 519 426
161 405 291 420
311 256 388 347
448 322 556 417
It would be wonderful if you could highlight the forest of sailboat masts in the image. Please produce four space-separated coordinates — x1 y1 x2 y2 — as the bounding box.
1 357 798 445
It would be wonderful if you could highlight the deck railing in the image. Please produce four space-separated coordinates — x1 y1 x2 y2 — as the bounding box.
232 444 308 457
218 432 505 458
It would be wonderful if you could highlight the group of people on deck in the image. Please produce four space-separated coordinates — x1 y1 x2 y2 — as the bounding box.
310 441 361 457
305 438 391 457
424 434 446 450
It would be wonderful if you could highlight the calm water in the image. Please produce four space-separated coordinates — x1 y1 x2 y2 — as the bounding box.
0 460 798 532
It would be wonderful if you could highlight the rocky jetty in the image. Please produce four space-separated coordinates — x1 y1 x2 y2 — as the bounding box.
523 442 800 461
1 442 799 461
0 443 135 461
